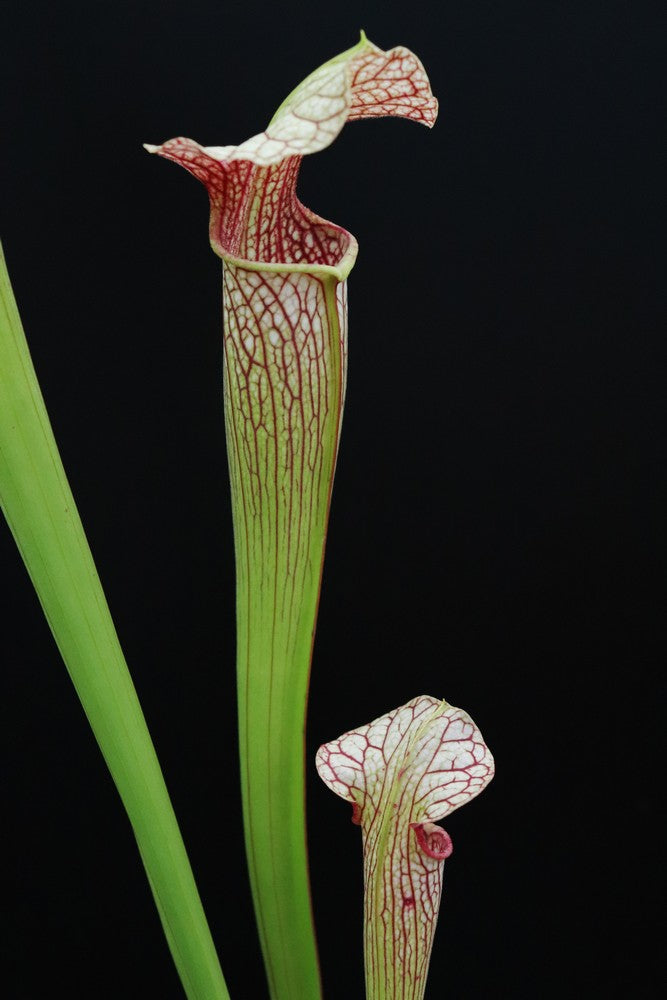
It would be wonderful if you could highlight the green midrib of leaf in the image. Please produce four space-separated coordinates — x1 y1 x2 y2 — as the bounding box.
0 243 229 1000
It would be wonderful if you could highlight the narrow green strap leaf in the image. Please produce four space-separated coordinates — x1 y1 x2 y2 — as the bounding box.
0 243 230 1000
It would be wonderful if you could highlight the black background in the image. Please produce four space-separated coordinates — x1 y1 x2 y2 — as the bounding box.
1 1 664 997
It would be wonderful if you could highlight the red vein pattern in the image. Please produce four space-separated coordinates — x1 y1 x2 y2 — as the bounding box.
224 265 347 530
145 34 437 265
146 34 437 1000
317 696 494 1000
222 262 347 998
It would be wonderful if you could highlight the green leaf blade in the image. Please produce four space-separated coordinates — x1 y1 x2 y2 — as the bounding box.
0 243 230 1000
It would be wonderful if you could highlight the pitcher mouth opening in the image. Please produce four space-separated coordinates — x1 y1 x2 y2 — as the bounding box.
203 154 360 281
220 226 359 282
